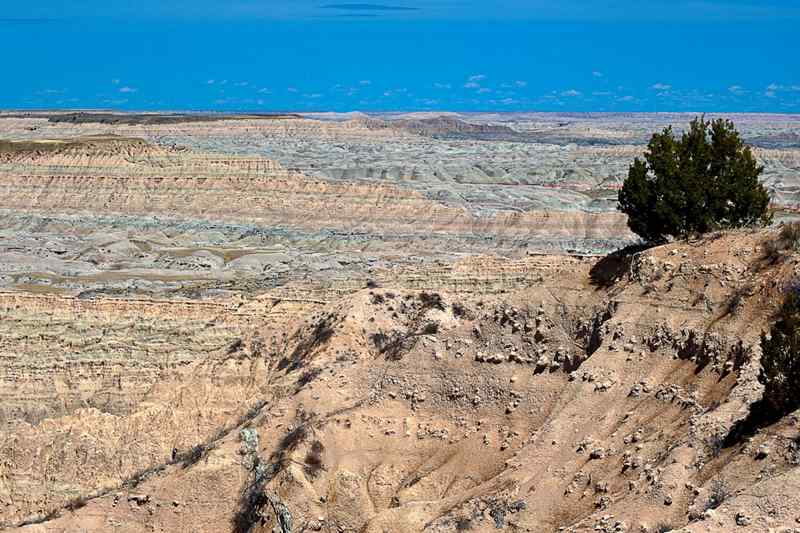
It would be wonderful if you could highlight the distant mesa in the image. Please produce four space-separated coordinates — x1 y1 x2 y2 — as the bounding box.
3 111 302 126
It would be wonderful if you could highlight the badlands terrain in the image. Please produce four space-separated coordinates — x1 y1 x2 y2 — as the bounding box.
0 112 799 532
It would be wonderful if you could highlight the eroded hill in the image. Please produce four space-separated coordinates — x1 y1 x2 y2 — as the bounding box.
1 229 799 533
0 113 799 533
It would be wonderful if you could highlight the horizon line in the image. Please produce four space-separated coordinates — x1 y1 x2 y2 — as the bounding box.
2 108 799 116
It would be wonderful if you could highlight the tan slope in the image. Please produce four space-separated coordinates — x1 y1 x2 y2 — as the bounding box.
2 229 799 532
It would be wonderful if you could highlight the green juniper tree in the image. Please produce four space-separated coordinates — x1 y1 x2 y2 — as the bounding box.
618 116 771 244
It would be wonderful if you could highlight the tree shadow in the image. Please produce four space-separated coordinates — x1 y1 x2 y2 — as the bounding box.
723 398 783 448
589 244 651 289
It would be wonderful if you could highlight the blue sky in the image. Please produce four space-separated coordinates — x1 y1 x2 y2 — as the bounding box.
2 1 799 112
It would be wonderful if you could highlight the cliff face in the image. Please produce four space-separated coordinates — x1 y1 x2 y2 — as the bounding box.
1 229 799 533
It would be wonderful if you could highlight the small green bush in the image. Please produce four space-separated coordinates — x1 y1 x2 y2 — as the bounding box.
760 291 800 416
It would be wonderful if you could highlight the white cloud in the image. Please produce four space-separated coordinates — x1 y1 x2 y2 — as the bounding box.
651 83 672 90
119 86 137 93
36 88 67 95
766 90 777 98
464 82 480 89
468 74 486 82
434 82 452 89
618 95 635 102
235 81 249 87
477 87 492 94
592 71 604 78
514 80 527 88
206 79 215 85
287 87 298 93
359 80 372 85
258 88 271 94
560 89 582 97
592 91 613 96
766 83 800 92
728 85 746 95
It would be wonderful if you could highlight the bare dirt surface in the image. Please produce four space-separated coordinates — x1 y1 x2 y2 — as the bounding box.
0 113 798 533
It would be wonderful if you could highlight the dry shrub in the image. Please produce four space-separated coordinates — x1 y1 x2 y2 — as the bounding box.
764 221 800 262
452 302 471 319
304 440 325 477
371 292 385 305
780 221 800 248
705 478 732 511
455 517 473 530
419 292 445 311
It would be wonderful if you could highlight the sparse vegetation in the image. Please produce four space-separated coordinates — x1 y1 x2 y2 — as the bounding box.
759 290 800 417
723 284 751 317
296 367 323 391
780 221 800 248
419 291 445 311
250 337 265 358
420 321 439 335
455 516 473 530
226 338 244 355
452 301 470 318
618 116 771 244
370 330 404 359
790 437 800 465
371 292 385 305
178 444 207 468
280 316 336 370
15 508 63 527
64 495 90 512
371 320 440 360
